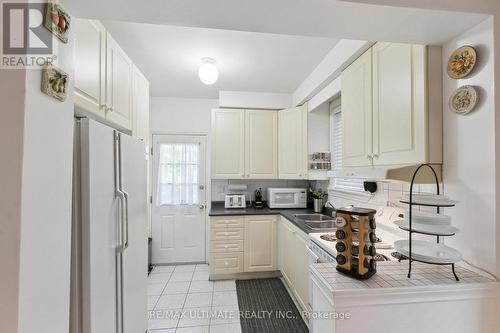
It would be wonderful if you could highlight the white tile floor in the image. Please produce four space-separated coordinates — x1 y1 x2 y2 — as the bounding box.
147 264 242 333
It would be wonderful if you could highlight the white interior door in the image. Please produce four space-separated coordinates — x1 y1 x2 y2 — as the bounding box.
151 134 207 264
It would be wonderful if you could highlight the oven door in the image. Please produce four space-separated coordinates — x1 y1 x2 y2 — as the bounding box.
306 246 320 311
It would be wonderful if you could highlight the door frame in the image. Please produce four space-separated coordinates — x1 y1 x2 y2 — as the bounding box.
150 131 210 264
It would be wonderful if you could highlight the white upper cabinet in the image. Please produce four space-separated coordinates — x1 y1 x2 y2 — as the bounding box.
211 109 245 179
245 110 278 179
278 105 308 179
74 19 150 137
105 32 133 131
341 42 442 168
212 109 278 179
341 49 373 167
74 19 106 117
132 65 150 145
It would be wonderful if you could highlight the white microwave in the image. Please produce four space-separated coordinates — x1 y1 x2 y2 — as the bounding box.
267 188 307 209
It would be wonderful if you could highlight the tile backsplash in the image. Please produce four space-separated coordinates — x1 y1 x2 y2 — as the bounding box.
211 179 309 202
327 180 445 211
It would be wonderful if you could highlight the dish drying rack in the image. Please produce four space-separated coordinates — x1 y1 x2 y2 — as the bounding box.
397 163 461 281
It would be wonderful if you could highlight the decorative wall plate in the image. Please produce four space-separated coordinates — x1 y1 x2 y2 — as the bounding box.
44 2 71 43
449 85 478 115
447 45 476 79
41 65 68 102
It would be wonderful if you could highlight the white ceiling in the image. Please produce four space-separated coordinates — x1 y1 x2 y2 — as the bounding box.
103 22 339 98
67 0 489 98
67 0 487 44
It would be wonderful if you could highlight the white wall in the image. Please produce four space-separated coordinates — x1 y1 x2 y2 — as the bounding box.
219 91 293 109
293 39 372 105
442 18 497 274
308 102 330 153
17 26 75 333
150 97 219 134
0 69 25 333
0 10 75 333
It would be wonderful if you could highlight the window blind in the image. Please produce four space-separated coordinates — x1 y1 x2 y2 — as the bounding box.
330 100 366 193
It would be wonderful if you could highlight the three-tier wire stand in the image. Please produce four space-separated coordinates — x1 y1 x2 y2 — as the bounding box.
397 163 460 281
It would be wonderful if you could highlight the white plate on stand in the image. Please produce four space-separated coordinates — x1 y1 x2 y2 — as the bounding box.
394 239 462 264
394 220 458 236
402 210 452 225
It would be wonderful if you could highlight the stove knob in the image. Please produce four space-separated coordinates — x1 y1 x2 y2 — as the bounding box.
369 219 377 229
369 232 377 243
368 245 376 257
335 242 346 252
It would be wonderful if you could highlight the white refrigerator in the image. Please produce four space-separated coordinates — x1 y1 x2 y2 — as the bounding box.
71 118 147 333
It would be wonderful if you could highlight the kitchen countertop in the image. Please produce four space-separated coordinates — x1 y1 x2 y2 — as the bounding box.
209 202 331 234
311 261 497 292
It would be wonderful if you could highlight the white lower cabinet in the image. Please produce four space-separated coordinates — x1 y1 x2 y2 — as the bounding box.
311 273 336 333
244 215 277 272
210 253 244 275
209 215 278 276
278 217 310 312
208 215 309 311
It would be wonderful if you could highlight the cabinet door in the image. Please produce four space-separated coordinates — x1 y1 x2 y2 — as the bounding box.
211 109 245 179
74 19 106 117
278 106 307 179
277 218 286 272
244 216 277 272
245 110 278 179
280 220 295 286
311 276 336 333
106 32 133 131
132 65 150 144
293 231 310 312
372 43 426 166
341 48 373 167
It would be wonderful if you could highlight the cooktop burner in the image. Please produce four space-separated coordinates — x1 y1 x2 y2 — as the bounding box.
320 234 336 242
373 253 390 261
391 251 408 260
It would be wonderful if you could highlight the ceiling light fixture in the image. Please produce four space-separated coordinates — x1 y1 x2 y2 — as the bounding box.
198 57 218 85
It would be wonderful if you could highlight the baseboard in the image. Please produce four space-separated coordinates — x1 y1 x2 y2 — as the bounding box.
209 270 282 281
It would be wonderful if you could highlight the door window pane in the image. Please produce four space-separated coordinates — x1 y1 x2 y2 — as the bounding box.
157 143 200 205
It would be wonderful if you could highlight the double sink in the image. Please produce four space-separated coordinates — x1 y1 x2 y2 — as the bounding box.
295 213 336 231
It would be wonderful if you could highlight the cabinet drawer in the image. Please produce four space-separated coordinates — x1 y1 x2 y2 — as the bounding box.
211 240 244 253
210 253 244 274
211 216 244 229
210 228 244 241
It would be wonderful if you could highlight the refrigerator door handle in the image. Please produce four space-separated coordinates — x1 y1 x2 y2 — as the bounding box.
117 131 129 251
122 189 129 250
114 131 126 253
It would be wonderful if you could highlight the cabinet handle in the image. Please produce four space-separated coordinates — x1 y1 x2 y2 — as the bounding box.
372 154 379 158
365 154 373 159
